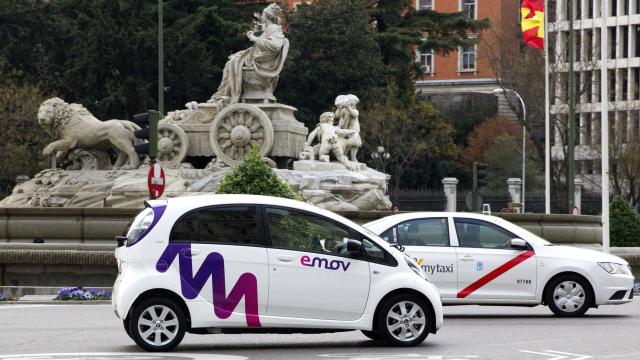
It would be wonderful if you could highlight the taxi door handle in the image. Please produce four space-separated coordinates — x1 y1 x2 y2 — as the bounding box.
460 255 474 261
276 254 295 263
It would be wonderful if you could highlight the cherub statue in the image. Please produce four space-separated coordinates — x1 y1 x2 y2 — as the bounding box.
302 112 361 170
334 94 362 163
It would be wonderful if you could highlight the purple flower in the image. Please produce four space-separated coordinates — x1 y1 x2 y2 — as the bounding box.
55 287 111 300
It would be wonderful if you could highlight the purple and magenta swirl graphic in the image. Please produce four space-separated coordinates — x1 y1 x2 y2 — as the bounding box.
156 243 261 327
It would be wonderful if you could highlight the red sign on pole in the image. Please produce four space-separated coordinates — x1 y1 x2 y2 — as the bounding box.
147 163 165 199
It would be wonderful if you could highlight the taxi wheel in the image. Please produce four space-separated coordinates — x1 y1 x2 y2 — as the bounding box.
361 330 382 341
545 274 593 317
129 297 186 351
377 293 430 347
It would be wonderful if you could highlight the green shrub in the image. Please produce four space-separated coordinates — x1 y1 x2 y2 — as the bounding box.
215 146 301 200
610 196 640 247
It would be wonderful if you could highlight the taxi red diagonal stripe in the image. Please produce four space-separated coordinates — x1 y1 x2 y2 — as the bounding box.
457 250 535 299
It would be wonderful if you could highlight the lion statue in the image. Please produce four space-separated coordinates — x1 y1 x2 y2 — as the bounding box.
38 97 142 170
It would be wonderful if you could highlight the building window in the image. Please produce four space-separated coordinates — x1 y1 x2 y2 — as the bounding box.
461 0 476 19
418 49 434 73
417 0 433 10
460 45 476 71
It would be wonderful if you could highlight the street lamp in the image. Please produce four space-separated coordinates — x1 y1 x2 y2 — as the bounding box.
492 88 527 213
371 146 390 173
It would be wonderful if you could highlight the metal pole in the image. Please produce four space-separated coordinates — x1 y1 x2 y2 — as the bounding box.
567 0 576 212
517 94 527 213
600 0 610 253
158 0 164 115
544 0 551 214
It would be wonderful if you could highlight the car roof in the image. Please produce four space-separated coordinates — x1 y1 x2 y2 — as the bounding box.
153 194 373 236
364 211 509 231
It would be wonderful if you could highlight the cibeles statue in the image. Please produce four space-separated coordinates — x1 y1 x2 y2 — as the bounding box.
209 3 289 108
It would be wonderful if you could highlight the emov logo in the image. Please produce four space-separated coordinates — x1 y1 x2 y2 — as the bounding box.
156 243 261 327
301 255 351 271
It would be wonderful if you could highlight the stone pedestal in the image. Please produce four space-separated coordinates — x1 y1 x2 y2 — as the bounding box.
507 178 523 213
1 163 391 211
442 177 459 212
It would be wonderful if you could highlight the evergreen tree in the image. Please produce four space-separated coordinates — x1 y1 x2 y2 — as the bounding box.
216 146 301 200
163 0 260 110
610 196 640 247
372 0 490 97
278 0 386 127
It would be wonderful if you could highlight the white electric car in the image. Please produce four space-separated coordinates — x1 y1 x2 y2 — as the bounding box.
113 195 443 351
365 212 635 317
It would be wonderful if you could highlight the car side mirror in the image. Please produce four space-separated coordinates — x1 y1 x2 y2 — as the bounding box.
510 238 528 249
346 238 362 255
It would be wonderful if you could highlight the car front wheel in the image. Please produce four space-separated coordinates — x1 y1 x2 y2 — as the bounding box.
128 297 186 351
377 294 430 347
545 274 593 317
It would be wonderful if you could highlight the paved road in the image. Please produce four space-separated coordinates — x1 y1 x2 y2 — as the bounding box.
0 300 638 359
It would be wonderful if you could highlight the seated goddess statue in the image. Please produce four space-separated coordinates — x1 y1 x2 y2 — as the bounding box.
209 3 289 108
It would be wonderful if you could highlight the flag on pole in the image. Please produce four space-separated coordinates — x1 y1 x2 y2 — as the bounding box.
521 0 544 50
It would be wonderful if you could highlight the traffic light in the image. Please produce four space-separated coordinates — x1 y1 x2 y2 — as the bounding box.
473 162 488 188
472 162 488 212
131 110 161 163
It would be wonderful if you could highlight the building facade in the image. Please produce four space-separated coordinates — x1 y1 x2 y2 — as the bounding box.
549 0 640 189
415 0 520 119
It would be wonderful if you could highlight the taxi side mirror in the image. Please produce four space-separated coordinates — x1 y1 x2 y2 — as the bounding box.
510 238 528 249
346 238 362 255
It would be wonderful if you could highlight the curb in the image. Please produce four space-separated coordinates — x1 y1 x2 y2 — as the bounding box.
0 300 111 305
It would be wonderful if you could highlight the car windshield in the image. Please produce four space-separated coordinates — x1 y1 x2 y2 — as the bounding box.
356 225 398 249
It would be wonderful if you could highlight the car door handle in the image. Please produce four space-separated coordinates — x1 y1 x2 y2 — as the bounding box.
276 254 295 263
460 255 474 261
180 248 200 257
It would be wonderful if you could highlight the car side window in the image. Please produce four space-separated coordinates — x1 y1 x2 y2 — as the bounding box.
454 218 516 249
361 238 398 266
170 206 261 245
170 211 199 242
380 218 449 246
199 206 259 245
265 207 354 256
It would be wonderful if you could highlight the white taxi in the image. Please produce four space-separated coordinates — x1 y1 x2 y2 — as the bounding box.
113 195 443 351
365 212 635 316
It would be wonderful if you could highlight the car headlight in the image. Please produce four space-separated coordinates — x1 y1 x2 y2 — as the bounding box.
405 257 429 281
598 262 632 275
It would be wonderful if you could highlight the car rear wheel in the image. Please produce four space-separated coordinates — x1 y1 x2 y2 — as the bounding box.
129 297 186 351
377 294 430 347
545 274 593 317
361 330 382 341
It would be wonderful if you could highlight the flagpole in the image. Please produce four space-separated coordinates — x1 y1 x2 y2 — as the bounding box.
567 0 576 212
601 0 610 253
544 0 550 214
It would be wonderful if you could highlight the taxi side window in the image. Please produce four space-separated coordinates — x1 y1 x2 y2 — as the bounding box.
454 218 515 249
381 218 449 247
265 207 354 257
170 206 261 245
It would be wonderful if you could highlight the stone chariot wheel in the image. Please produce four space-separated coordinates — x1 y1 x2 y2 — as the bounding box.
157 123 189 168
210 103 274 166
